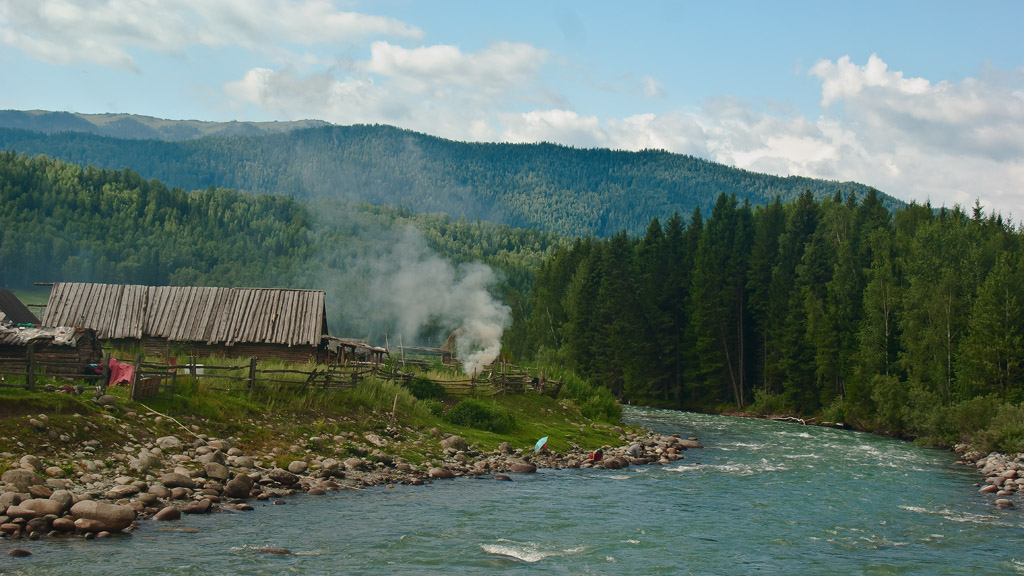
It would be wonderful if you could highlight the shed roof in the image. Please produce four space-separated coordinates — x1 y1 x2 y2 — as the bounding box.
0 325 91 347
0 290 41 325
42 283 327 347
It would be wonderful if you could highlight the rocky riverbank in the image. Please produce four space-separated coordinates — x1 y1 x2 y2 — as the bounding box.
1 404 700 552
954 443 1023 510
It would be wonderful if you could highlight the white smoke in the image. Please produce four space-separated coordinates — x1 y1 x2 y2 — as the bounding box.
368 226 510 375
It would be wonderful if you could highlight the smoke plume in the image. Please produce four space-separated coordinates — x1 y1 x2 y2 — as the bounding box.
310 209 510 376
369 227 510 375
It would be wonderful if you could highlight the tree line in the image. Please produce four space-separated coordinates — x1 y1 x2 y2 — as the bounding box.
0 152 559 338
509 189 1024 447
0 124 894 238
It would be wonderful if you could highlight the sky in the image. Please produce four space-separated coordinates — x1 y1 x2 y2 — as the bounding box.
1 0 1022 219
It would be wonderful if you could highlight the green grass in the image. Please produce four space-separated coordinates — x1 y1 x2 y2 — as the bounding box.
0 351 632 473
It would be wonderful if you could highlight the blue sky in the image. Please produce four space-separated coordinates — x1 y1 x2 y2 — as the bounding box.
1 1 1022 218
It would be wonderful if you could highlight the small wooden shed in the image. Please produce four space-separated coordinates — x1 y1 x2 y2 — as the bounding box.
0 325 103 382
42 282 329 363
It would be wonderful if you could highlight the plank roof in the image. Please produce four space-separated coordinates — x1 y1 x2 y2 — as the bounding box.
0 290 41 325
42 283 326 347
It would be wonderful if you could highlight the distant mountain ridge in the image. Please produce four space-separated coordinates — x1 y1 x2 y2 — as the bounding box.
0 110 901 237
0 109 329 141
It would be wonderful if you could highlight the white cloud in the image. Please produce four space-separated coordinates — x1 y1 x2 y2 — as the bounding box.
225 40 550 140
494 56 1024 220
363 41 547 96
0 0 422 70
642 76 665 98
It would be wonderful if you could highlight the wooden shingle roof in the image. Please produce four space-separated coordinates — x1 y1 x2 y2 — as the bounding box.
42 283 326 347
0 289 41 325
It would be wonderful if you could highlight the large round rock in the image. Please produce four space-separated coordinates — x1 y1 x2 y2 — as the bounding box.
161 472 196 490
70 500 136 533
2 469 45 492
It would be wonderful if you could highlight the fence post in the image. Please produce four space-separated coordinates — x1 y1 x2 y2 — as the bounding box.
26 343 35 390
130 354 142 400
101 354 110 387
248 357 257 392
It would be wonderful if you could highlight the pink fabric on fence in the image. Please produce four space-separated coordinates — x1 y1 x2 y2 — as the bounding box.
108 358 135 386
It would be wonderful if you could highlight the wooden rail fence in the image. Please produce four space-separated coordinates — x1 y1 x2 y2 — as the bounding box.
1 351 563 402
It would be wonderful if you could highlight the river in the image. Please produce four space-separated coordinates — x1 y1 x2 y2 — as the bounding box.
2 406 1022 575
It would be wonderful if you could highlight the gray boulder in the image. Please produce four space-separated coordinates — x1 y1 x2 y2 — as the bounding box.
70 500 136 532
268 468 298 486
156 436 182 451
428 467 456 479
161 472 196 490
2 469 45 492
224 474 254 499
204 462 231 481
441 435 469 452
19 455 43 472
49 490 74 514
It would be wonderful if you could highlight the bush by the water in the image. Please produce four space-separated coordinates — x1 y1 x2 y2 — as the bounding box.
445 398 516 433
750 389 790 417
557 370 622 423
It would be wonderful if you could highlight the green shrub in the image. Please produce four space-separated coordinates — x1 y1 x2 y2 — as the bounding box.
424 400 445 417
445 398 516 433
820 396 846 424
554 369 621 423
408 376 446 400
973 403 1024 454
945 395 1000 442
750 389 789 416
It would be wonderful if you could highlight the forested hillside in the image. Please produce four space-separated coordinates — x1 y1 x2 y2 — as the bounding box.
0 122 896 238
0 110 328 141
0 152 561 337
510 190 1024 449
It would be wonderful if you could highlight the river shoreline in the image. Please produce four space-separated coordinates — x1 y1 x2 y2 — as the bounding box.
1 402 699 553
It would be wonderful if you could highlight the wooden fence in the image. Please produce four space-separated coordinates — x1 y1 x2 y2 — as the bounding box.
0 344 107 390
0 350 563 402
127 357 561 400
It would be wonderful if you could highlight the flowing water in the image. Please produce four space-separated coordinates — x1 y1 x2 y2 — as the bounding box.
3 406 1023 575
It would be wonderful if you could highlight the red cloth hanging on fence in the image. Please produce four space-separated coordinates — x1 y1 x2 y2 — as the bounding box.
108 358 135 386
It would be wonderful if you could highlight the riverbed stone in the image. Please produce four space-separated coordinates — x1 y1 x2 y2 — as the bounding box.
49 490 74 514
27 484 53 498
44 466 65 478
154 506 181 521
508 460 537 474
441 435 469 452
268 468 299 486
51 516 76 532
156 436 182 451
19 455 43 472
224 474 254 498
183 498 212 514
161 472 196 490
428 467 455 479
287 460 308 474
204 462 231 481
70 500 136 532
17 498 64 517
2 469 45 492
105 484 140 500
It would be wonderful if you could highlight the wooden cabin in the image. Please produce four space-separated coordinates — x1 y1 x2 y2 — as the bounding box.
0 325 103 381
41 282 329 363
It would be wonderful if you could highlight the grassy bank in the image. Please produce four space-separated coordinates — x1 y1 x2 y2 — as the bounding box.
0 362 632 474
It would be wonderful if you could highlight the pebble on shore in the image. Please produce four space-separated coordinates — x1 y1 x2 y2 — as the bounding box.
1 421 699 543
955 444 1023 509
